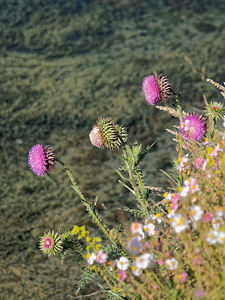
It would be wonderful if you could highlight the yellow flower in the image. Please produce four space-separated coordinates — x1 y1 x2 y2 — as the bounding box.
86 236 92 242
86 245 93 252
80 226 86 232
95 244 102 251
78 231 86 239
95 237 102 242
72 225 80 235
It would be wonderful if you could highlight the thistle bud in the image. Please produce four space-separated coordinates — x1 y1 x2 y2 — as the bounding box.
39 231 62 256
89 117 127 150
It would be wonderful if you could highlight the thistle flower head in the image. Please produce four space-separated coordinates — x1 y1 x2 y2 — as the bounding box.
180 113 207 141
89 117 127 150
39 231 63 256
205 101 225 121
142 73 171 106
28 144 56 176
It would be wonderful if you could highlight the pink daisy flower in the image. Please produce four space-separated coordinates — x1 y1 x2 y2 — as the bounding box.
119 270 127 282
178 271 188 283
142 73 171 106
131 222 143 236
195 158 205 169
96 250 107 263
180 114 207 141
28 144 56 176
203 212 213 222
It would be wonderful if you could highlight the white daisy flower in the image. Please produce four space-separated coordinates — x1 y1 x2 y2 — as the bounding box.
206 230 219 245
171 214 189 233
143 223 156 236
216 208 225 219
116 257 129 271
131 264 143 276
135 253 156 269
217 231 225 244
87 253 96 265
167 210 176 219
212 217 224 231
190 205 203 222
180 185 189 197
165 258 178 270
146 214 162 225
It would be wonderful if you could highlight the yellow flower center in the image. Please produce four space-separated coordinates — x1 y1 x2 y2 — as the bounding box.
178 218 184 226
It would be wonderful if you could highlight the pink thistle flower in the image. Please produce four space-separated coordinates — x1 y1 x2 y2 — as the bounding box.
96 250 107 263
180 114 207 141
142 74 171 106
119 270 127 282
39 231 62 256
28 144 56 176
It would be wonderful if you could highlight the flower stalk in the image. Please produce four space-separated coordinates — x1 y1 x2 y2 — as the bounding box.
56 158 116 245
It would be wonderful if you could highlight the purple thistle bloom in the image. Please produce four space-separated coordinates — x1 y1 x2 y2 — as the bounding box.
142 74 171 106
142 75 161 105
180 114 207 141
28 144 56 176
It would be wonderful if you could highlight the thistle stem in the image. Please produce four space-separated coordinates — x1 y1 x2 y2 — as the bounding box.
123 145 150 217
171 89 184 185
56 158 116 244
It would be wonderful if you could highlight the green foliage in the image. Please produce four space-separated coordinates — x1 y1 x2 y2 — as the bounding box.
116 141 160 218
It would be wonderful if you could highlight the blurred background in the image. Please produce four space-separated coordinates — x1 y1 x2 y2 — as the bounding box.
0 0 224 299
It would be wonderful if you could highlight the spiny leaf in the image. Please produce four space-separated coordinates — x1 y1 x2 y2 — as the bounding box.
122 207 146 218
115 169 130 182
135 140 157 167
118 180 135 194
76 267 97 295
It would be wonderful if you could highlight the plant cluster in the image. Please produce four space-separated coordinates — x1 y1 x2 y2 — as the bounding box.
28 73 225 299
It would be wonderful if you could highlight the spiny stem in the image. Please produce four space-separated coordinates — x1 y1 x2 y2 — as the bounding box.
56 158 116 245
124 145 149 217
